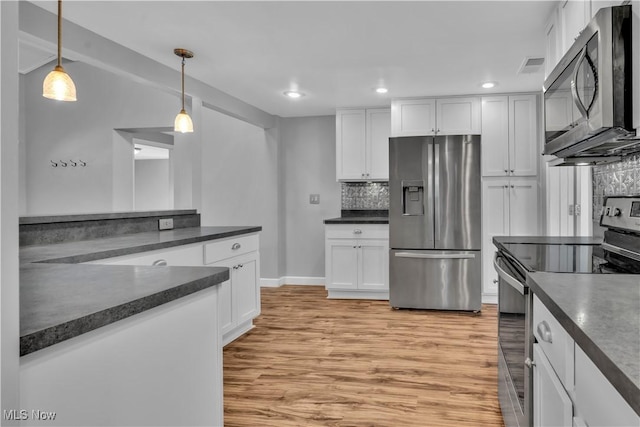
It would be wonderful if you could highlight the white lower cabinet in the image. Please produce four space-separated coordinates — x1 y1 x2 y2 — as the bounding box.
204 234 261 346
482 177 539 296
532 295 640 427
325 224 389 299
87 233 261 347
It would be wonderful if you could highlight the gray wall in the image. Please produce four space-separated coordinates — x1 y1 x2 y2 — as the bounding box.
281 116 341 278
200 107 281 279
134 159 171 211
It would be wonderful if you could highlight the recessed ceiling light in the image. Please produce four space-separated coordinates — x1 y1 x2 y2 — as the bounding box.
482 82 497 89
375 87 388 94
284 90 305 99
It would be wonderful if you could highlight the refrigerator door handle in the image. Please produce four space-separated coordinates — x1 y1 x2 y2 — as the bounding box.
394 252 476 259
433 142 440 243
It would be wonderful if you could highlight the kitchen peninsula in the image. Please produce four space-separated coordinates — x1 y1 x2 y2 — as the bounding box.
19 210 261 427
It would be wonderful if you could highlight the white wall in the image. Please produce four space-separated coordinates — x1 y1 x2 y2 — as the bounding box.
199 108 280 279
134 159 171 211
22 61 179 215
280 116 341 279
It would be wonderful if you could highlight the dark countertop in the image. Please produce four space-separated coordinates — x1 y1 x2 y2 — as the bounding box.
20 226 261 356
20 226 262 264
324 216 389 224
527 272 640 416
493 235 602 250
19 209 198 224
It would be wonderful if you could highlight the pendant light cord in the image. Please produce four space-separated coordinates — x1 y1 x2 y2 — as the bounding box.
57 0 62 68
181 57 186 111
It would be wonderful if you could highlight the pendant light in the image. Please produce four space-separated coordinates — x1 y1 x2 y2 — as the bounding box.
42 0 77 102
174 48 194 133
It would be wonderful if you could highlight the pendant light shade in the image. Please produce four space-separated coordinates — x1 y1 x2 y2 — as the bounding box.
174 109 194 133
174 48 194 133
43 0 77 102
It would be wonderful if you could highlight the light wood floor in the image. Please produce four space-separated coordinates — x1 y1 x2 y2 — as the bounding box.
223 285 504 427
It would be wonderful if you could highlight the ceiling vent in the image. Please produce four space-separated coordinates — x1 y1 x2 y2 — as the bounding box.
517 57 545 74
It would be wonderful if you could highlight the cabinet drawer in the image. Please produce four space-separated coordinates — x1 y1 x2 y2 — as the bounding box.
325 224 389 240
533 295 574 389
204 233 258 264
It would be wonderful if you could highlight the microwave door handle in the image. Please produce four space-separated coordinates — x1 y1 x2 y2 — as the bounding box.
571 46 589 120
493 253 525 295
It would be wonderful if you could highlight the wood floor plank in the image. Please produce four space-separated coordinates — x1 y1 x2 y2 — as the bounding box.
224 285 504 427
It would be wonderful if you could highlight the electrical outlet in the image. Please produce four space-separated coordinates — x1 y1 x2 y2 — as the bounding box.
158 218 174 230
310 194 320 204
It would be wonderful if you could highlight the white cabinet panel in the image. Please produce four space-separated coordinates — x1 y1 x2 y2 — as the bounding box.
391 99 436 137
359 239 388 291
560 0 591 56
481 97 510 176
87 243 204 266
509 95 538 176
367 108 391 180
574 344 640 427
326 239 359 290
509 180 539 236
533 343 573 427
545 8 562 78
436 97 481 135
336 109 367 180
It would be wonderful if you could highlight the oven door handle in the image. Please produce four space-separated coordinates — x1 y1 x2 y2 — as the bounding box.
601 242 640 262
493 253 525 295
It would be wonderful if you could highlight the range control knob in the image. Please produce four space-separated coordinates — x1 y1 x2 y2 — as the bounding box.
612 208 622 217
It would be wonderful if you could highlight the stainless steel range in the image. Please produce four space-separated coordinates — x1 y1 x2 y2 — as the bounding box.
494 196 640 427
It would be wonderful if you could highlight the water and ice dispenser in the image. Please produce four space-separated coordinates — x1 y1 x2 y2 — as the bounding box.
402 180 424 216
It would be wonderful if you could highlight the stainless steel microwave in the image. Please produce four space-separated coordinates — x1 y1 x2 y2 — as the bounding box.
543 5 636 163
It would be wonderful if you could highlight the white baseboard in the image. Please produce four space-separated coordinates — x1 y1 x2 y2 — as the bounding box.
260 276 325 287
482 293 498 305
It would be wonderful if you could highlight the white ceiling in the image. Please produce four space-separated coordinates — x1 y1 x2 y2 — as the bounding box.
28 1 557 118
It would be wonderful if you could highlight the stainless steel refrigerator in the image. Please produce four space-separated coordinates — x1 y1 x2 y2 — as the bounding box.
389 135 482 311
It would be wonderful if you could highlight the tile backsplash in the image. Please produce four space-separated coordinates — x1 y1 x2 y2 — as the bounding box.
341 182 389 210
592 154 640 220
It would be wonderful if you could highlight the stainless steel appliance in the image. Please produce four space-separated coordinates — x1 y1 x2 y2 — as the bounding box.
494 196 640 427
389 135 482 311
543 5 637 165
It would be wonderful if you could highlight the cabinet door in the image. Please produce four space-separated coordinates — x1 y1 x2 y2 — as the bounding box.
482 179 510 295
509 178 539 236
218 278 234 336
533 344 573 427
574 345 640 427
545 8 561 78
391 99 436 137
481 96 509 176
233 253 260 325
358 239 388 291
336 109 366 180
560 0 590 56
436 97 481 135
366 108 391 180
326 239 358 290
509 95 538 176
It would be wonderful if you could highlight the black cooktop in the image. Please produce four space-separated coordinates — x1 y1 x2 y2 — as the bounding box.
501 243 611 273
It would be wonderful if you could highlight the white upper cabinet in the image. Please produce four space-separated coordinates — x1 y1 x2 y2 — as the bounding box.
391 97 480 137
559 0 591 57
336 108 390 181
481 94 538 177
544 8 562 79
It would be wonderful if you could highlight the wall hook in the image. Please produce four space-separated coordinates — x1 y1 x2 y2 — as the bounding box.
59 160 67 167
50 160 58 167
70 160 77 167
79 160 87 167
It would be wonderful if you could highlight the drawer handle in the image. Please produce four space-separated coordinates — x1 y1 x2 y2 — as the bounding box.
353 229 362 234
536 321 553 343
231 243 241 250
152 259 167 266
